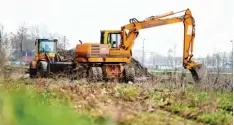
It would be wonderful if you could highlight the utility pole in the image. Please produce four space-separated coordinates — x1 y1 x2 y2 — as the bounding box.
230 40 233 69
63 36 66 50
150 52 155 69
142 38 145 67
173 44 176 69
20 34 23 66
231 40 233 55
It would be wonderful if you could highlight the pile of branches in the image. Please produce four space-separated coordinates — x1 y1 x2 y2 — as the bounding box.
130 58 153 77
57 48 75 61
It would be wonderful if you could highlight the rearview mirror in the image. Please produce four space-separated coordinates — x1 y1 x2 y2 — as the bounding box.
35 40 37 46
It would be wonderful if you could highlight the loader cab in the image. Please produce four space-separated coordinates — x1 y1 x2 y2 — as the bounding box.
100 30 122 48
35 39 57 54
34 39 58 60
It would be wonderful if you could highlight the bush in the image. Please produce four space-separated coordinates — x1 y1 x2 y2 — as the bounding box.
0 85 114 125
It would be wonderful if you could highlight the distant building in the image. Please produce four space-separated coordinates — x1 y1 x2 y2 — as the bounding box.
22 51 34 64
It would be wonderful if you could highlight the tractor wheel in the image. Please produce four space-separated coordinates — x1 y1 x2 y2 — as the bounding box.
87 67 98 82
124 66 135 83
96 67 103 81
29 69 37 78
29 62 37 78
37 61 48 78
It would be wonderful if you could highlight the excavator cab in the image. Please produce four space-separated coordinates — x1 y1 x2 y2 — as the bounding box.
100 30 122 48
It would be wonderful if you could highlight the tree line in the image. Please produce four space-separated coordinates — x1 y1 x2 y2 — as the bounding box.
0 22 69 65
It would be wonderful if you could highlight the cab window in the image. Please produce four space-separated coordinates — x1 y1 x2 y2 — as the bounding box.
107 33 121 48
39 40 56 53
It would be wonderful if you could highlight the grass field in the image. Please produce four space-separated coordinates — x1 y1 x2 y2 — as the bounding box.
0 71 232 125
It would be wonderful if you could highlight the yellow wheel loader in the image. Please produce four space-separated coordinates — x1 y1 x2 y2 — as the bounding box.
29 39 74 78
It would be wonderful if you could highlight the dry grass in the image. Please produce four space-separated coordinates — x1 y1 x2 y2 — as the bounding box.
0 66 233 125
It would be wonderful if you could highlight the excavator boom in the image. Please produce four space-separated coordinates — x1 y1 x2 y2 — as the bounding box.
120 9 207 82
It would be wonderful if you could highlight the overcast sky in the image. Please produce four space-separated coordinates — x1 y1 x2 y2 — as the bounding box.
0 0 233 57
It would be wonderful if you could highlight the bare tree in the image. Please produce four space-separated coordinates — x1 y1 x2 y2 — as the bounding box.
0 33 12 67
30 25 40 39
2 23 70 65
49 33 70 51
17 22 28 65
0 24 4 54
17 23 28 50
0 24 7 67
30 24 50 39
10 22 35 64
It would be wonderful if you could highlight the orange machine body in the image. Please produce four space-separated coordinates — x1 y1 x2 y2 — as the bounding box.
73 8 206 82
74 43 131 63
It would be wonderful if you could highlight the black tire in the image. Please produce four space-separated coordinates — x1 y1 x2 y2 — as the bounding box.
29 62 37 78
29 69 37 78
37 61 48 78
96 67 103 81
87 67 98 82
124 66 135 83
81 66 88 78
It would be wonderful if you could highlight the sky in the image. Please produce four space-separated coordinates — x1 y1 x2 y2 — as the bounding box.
0 0 233 58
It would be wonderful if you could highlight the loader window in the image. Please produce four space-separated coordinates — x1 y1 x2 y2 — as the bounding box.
107 33 121 48
39 41 56 53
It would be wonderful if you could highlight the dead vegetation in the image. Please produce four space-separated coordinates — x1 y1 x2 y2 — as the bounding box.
0 75 232 125
0 59 232 125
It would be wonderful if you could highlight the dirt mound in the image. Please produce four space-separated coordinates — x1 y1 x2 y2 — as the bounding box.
129 58 153 77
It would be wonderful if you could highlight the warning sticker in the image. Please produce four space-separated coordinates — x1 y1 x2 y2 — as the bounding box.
187 25 193 35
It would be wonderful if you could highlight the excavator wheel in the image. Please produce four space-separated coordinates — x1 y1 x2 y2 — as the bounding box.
76 65 87 79
124 66 135 83
96 67 103 81
189 64 207 83
87 67 98 82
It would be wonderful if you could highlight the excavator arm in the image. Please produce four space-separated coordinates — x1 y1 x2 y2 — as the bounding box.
120 9 207 82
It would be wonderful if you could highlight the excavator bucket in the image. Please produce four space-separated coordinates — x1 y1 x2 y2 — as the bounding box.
189 64 207 83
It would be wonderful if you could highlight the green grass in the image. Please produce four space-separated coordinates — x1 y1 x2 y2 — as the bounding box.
196 111 233 125
147 88 233 125
0 82 115 125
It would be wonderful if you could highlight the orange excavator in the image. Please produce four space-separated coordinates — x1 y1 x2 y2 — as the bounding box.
74 8 207 83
